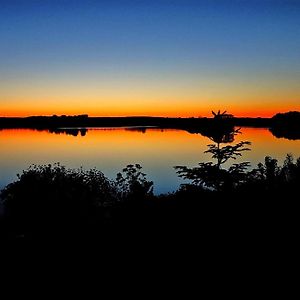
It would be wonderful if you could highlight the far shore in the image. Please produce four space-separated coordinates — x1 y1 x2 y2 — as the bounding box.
0 112 299 138
0 115 276 130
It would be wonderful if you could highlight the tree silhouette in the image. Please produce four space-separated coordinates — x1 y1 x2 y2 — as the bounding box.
212 110 226 118
205 141 251 169
175 112 251 191
175 141 251 191
211 110 233 120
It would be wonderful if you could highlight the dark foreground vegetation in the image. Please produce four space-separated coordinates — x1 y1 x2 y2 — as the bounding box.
0 153 299 244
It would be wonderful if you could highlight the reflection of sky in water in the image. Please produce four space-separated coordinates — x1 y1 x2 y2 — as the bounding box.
1 128 300 194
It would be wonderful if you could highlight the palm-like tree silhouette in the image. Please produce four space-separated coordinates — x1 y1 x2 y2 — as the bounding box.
203 110 237 144
212 110 233 120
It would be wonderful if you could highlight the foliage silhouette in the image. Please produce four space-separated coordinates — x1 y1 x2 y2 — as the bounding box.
0 153 299 242
175 143 251 192
0 163 153 239
211 110 233 119
205 141 251 168
239 154 300 195
175 114 251 191
115 164 153 202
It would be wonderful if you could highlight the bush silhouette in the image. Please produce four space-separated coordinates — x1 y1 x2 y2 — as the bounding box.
241 154 300 195
1 153 300 241
115 164 153 203
0 163 153 238
0 164 116 236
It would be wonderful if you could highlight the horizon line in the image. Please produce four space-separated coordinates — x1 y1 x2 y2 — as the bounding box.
1 112 296 119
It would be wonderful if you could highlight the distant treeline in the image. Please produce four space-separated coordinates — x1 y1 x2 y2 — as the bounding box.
1 111 300 139
0 111 299 128
0 113 280 129
0 114 239 129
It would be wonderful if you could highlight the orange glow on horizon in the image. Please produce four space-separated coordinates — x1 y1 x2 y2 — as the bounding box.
0 107 300 118
1 73 300 118
0 107 298 118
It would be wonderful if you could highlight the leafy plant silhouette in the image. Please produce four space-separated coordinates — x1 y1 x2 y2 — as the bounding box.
175 143 251 191
175 112 251 192
205 141 251 169
243 154 300 193
0 163 153 238
115 164 153 202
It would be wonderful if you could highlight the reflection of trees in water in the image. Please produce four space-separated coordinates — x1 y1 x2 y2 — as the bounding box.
49 127 155 136
49 128 88 137
125 127 147 133
203 127 240 144
187 113 237 144
44 115 300 142
269 127 300 140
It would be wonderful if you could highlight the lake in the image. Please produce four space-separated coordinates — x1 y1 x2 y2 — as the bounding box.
1 127 300 194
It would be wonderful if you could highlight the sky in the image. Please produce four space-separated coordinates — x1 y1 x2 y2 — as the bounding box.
0 0 300 117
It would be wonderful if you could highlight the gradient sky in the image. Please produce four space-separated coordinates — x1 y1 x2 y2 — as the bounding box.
1 0 300 117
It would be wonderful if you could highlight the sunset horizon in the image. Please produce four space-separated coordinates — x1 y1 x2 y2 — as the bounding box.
1 1 300 118
0 109 297 119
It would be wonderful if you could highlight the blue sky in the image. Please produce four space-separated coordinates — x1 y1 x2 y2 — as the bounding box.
1 0 300 116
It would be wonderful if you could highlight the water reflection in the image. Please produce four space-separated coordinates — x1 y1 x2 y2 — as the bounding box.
1 127 300 194
269 127 300 140
45 125 300 141
49 128 88 136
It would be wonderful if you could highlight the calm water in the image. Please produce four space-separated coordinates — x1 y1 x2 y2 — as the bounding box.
1 127 300 194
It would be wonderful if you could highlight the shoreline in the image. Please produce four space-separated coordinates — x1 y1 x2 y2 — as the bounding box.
0 115 272 129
